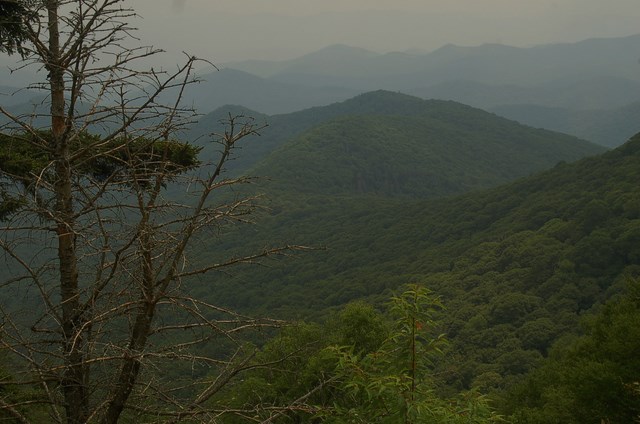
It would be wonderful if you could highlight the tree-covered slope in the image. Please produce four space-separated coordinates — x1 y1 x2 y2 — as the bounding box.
251 111 602 198
193 133 640 392
501 283 640 423
207 135 638 311
190 90 604 184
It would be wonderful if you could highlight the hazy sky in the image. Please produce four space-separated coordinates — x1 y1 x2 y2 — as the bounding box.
128 0 640 64
1 0 639 83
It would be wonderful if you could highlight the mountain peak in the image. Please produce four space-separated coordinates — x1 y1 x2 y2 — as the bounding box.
348 89 421 103
299 44 379 59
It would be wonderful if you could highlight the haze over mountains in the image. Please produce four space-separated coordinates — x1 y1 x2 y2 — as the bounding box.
208 35 640 146
227 34 640 88
3 34 639 147
491 101 640 148
193 33 640 147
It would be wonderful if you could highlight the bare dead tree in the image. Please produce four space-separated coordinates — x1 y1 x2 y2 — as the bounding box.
0 1 310 423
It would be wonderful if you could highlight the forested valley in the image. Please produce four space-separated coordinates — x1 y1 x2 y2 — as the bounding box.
179 96 640 423
1 1 639 423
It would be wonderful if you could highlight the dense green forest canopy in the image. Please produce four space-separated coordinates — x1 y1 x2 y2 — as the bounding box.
184 132 640 414
206 134 638 315
502 281 640 423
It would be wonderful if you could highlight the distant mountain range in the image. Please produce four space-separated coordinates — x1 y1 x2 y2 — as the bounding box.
226 34 640 88
196 34 640 145
3 34 639 147
413 76 640 111
490 101 640 148
159 68 361 115
216 34 640 146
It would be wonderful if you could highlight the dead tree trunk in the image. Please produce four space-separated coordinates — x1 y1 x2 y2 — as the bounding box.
46 1 89 422
0 2 311 423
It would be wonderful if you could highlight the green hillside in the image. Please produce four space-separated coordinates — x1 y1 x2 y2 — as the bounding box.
192 132 640 398
206 134 638 311
191 90 604 184
251 104 603 198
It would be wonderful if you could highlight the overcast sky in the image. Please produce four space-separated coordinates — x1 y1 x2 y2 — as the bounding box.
2 0 640 84
128 0 640 65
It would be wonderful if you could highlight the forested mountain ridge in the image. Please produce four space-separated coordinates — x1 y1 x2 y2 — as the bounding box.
250 114 601 198
190 90 604 184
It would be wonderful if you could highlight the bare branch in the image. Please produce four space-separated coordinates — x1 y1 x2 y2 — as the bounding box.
0 2 313 423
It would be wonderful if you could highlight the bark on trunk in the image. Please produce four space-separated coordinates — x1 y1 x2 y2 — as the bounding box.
47 1 88 423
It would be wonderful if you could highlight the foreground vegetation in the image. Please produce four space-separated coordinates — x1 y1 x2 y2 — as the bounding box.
208 283 639 423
